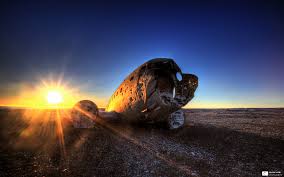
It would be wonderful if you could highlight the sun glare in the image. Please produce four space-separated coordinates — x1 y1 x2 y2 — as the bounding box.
1 75 90 108
47 91 63 104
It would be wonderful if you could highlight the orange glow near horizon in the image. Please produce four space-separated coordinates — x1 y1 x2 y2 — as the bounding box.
0 76 84 109
1 75 281 109
0 75 109 109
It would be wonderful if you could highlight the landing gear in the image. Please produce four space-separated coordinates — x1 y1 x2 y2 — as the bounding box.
167 110 185 129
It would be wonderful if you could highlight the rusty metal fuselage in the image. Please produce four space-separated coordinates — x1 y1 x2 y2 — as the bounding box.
106 58 198 127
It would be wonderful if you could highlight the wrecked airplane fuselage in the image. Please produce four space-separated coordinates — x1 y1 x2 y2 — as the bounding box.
106 58 198 128
71 58 198 129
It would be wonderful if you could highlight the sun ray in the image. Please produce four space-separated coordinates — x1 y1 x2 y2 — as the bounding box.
56 109 66 158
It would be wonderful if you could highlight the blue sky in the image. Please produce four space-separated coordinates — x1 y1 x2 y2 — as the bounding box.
0 1 283 108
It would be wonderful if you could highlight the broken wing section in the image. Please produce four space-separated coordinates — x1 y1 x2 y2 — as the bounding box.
71 100 98 128
70 100 120 128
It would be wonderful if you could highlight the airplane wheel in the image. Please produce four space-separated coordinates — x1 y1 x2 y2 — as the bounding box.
167 110 185 129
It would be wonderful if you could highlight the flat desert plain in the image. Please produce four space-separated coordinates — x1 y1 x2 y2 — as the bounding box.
0 108 283 177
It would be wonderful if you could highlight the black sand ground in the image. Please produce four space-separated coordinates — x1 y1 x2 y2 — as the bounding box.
0 108 283 177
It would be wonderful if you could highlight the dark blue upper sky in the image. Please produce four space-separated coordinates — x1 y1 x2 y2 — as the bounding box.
0 0 283 107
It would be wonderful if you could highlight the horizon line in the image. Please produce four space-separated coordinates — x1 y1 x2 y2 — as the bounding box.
1 105 283 110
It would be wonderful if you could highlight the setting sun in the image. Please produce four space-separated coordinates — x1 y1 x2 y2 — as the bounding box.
46 91 63 104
